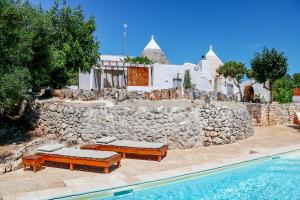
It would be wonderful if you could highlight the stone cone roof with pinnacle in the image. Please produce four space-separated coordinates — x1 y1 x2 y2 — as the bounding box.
204 45 223 77
141 35 168 64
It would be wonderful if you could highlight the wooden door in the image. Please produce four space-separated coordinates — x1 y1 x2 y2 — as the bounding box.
127 67 149 86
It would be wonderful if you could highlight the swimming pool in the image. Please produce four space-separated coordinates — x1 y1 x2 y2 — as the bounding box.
55 150 300 200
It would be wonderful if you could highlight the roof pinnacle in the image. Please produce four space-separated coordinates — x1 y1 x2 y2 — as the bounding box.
144 35 161 50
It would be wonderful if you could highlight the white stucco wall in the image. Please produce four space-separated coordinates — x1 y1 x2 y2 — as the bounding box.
240 79 270 102
152 64 185 89
79 71 92 90
127 86 153 92
293 96 300 103
225 78 240 94
151 62 216 91
198 59 211 79
183 62 212 91
79 69 101 90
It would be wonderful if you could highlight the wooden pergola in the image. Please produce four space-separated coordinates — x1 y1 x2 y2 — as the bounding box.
95 60 153 89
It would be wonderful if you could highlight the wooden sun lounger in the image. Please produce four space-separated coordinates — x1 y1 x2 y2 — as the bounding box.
36 150 122 173
81 142 168 161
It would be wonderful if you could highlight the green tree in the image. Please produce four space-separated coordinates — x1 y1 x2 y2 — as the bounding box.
0 0 99 118
0 0 53 90
246 69 254 79
0 0 53 117
0 68 31 117
48 0 99 88
123 56 153 64
29 9 54 90
216 61 246 101
250 47 288 103
183 70 192 90
293 73 300 88
273 76 294 103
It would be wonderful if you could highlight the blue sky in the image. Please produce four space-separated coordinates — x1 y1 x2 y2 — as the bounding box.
30 0 300 75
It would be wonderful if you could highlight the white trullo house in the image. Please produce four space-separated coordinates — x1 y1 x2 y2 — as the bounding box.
79 36 238 97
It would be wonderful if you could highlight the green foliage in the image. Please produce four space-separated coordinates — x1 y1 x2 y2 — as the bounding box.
272 73 300 104
0 67 31 115
0 0 99 117
0 0 53 116
293 73 300 88
246 69 254 79
48 1 99 88
217 61 246 100
273 76 294 103
217 61 246 82
250 47 288 103
67 72 79 86
123 56 153 64
0 0 54 90
183 70 192 90
251 47 288 84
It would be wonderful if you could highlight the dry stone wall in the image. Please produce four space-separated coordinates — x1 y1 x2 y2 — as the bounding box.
26 100 254 149
245 103 300 126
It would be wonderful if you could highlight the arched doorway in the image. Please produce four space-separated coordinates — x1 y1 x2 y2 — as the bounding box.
244 85 254 101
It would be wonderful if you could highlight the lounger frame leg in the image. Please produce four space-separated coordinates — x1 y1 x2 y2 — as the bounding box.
33 165 37 173
70 163 74 171
157 155 161 162
117 161 121 168
104 167 109 174
39 163 43 170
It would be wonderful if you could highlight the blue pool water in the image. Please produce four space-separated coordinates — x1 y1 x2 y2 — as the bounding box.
100 153 300 200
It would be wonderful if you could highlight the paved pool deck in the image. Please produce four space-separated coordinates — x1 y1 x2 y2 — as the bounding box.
1 125 300 200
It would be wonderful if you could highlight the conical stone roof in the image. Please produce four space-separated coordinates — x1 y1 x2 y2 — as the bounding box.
204 45 223 77
141 35 168 64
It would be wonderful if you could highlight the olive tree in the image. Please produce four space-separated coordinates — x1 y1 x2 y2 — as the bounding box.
216 61 246 101
0 0 100 119
0 0 52 118
250 47 288 103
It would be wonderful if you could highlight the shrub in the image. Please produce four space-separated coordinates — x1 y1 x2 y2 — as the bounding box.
0 68 31 116
183 70 192 90
273 77 293 103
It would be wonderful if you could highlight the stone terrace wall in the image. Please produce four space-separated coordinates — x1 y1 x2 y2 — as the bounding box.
52 88 235 102
269 103 300 125
245 103 269 126
26 100 254 149
245 103 300 126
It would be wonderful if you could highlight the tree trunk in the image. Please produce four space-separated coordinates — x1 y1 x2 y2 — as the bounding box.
269 81 273 104
238 85 243 102
233 79 242 102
